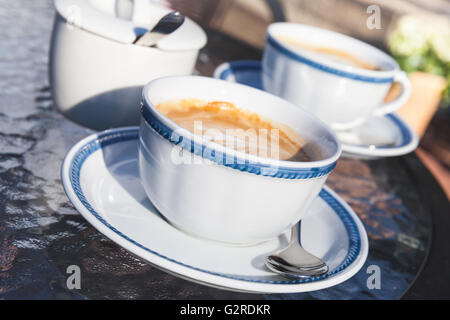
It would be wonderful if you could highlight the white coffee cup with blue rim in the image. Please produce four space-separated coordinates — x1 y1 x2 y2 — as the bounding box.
139 76 341 245
262 23 412 130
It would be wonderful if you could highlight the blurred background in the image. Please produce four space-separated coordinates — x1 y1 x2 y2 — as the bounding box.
158 0 449 48
155 0 450 198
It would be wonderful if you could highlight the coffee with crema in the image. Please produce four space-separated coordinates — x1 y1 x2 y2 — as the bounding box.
156 99 320 161
278 35 381 71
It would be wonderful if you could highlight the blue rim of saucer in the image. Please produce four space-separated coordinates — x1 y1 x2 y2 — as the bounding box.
140 102 337 180
68 127 362 285
266 34 394 83
215 60 414 150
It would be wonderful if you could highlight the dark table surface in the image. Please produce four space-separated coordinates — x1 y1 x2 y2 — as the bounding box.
0 0 449 299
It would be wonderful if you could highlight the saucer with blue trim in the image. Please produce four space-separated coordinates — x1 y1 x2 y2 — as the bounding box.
214 60 419 159
61 127 368 293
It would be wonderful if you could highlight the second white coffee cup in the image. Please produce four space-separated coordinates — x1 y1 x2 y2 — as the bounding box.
262 23 411 130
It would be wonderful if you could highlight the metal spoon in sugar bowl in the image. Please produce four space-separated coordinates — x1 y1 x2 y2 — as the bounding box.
134 11 185 47
265 221 329 279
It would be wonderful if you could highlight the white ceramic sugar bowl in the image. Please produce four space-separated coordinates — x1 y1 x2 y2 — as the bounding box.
49 0 207 130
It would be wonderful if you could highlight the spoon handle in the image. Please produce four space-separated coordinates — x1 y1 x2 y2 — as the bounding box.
291 221 301 247
134 11 185 47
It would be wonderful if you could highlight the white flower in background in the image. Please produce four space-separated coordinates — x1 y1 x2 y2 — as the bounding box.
430 33 450 64
388 16 431 56
388 15 450 103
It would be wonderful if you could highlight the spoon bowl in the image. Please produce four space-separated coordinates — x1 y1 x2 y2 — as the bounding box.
265 221 329 279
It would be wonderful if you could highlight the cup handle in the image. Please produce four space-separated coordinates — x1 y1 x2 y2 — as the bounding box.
372 71 411 117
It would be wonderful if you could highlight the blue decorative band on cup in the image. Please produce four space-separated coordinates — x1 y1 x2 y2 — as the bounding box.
267 34 394 84
140 103 337 179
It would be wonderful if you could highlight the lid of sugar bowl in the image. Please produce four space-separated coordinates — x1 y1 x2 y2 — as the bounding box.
54 0 207 51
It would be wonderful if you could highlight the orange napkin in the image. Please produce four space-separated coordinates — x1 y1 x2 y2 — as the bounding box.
385 71 447 138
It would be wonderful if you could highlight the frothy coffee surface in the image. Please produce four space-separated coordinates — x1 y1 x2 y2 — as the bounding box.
278 35 380 71
156 99 317 161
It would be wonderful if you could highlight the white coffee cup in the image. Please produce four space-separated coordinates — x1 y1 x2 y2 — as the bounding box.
262 23 411 130
139 76 341 245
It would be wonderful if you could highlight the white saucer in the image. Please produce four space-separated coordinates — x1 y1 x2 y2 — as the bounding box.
214 60 419 159
61 127 368 293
